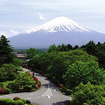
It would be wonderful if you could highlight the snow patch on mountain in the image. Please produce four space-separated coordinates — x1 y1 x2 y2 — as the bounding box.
27 17 90 34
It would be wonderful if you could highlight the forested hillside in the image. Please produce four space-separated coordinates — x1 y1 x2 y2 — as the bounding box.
27 41 105 105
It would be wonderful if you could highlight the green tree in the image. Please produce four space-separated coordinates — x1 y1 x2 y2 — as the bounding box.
12 57 23 67
95 43 105 68
26 48 39 59
67 44 73 50
47 44 73 52
81 41 105 68
83 41 96 55
47 44 59 52
28 55 40 71
38 52 56 73
73 45 79 49
59 44 69 51
70 82 105 105
48 49 97 83
0 35 13 66
63 61 105 89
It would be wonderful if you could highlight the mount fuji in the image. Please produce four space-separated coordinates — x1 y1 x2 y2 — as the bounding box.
9 17 105 49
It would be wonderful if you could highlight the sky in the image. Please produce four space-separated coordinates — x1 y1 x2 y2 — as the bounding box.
0 0 105 37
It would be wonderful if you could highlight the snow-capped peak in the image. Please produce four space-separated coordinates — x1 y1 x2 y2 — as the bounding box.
27 17 90 33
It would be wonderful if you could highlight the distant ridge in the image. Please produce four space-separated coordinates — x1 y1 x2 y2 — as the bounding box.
9 17 105 49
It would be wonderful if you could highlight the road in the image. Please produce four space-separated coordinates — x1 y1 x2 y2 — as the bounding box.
0 68 71 105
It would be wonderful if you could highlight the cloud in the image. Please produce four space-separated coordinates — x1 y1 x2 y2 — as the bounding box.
38 13 46 20
10 29 18 35
0 30 18 38
0 10 9 14
0 31 6 36
0 31 8 38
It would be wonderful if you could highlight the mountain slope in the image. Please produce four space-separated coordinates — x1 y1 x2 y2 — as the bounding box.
27 17 89 33
9 17 105 49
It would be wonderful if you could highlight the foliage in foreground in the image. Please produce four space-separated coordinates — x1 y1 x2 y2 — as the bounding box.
0 97 36 105
0 64 19 82
70 82 105 105
0 35 14 67
0 64 41 94
7 72 41 93
63 61 105 89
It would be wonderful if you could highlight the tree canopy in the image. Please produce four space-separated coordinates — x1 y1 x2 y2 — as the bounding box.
70 82 105 105
48 49 97 83
26 48 39 59
63 61 105 89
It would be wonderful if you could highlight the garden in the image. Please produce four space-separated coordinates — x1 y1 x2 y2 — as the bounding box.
0 64 41 95
0 35 41 95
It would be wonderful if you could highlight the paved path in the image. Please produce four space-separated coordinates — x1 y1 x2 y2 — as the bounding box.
0 68 71 105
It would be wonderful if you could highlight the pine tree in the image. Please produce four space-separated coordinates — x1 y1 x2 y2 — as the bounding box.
0 35 13 66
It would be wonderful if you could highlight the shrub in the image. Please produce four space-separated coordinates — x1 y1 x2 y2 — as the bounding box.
20 99 26 104
24 86 32 92
16 67 23 72
0 88 5 93
7 82 18 92
34 77 38 81
0 67 8 82
13 97 21 101
0 83 4 88
26 100 31 104
0 87 11 95
12 58 23 67
37 83 41 87
0 98 13 105
60 86 73 95
4 88 11 94
6 72 40 93
0 98 33 105
0 64 17 82
13 100 24 105
34 84 38 89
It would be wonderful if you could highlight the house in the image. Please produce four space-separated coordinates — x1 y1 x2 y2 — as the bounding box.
12 52 26 60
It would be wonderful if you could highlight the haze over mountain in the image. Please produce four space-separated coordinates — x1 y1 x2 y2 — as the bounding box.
9 17 105 49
